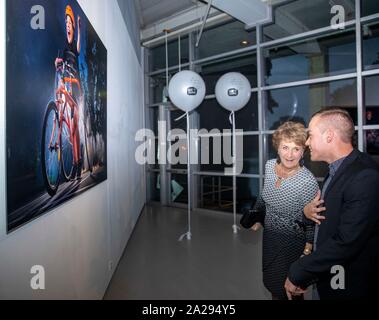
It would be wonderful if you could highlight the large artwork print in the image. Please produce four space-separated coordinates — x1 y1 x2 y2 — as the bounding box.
6 0 107 232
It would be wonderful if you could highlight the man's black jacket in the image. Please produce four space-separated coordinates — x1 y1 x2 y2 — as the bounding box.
288 149 379 300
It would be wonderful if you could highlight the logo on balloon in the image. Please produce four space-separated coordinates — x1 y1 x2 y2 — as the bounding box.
187 87 197 96
168 70 206 113
215 72 251 112
134 71 254 176
228 88 238 97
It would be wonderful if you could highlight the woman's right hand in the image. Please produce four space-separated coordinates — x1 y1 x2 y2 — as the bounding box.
251 223 262 231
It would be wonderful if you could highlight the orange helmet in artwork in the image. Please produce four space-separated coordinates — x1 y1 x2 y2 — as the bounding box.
65 5 75 29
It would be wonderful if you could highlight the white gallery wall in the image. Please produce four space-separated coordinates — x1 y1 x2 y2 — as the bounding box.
0 0 145 299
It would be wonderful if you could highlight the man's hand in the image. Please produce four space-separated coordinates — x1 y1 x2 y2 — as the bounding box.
284 277 307 300
304 190 326 225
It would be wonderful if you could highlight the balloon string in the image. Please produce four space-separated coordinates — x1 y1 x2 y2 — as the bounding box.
178 34 181 72
175 112 187 122
187 111 191 237
231 111 236 173
165 31 168 89
231 111 237 229
229 111 234 125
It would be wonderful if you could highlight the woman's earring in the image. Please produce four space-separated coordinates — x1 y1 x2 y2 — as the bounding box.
299 156 305 167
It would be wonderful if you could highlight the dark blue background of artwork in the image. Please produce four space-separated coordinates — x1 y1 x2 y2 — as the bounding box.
6 0 107 230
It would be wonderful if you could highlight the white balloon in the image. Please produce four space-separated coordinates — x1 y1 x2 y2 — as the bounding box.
215 72 252 112
168 70 206 112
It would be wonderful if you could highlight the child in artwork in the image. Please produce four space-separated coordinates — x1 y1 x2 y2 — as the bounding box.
55 5 83 178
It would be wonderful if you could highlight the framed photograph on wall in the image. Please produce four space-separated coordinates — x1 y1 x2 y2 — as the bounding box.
6 0 107 232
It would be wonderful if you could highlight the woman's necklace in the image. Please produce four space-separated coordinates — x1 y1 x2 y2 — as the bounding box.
275 163 300 188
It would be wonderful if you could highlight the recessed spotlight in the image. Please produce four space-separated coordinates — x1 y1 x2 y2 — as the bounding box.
240 40 250 46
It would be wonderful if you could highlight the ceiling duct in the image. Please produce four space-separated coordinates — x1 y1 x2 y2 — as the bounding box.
203 0 273 30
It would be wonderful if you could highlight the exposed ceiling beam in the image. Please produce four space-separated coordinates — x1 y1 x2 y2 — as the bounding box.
203 0 273 29
265 1 321 54
141 5 230 46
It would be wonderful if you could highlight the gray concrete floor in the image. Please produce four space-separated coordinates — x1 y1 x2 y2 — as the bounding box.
104 204 271 300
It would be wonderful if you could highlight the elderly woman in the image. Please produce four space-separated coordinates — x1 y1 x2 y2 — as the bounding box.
252 121 319 300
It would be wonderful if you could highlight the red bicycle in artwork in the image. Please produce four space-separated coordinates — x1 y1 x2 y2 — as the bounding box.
41 60 94 196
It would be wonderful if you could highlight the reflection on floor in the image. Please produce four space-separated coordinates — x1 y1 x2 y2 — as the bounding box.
104 204 271 300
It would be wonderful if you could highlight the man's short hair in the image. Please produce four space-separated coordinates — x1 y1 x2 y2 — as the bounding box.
311 108 354 144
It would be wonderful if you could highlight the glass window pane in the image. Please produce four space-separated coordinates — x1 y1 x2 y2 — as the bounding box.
364 75 379 125
242 135 259 174
265 79 358 130
198 134 259 174
197 52 257 95
236 178 260 212
148 107 159 136
363 22 379 71
198 99 235 132
235 93 259 131
263 0 355 42
196 21 256 60
264 30 356 85
151 138 159 170
170 173 188 204
198 95 258 132
198 176 259 213
148 172 160 202
149 36 189 72
150 67 189 104
168 137 188 170
169 109 187 170
362 0 379 17
199 135 233 172
365 130 379 167
170 109 187 131
150 73 168 104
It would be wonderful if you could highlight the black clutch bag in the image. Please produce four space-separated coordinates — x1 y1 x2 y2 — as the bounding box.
240 208 265 229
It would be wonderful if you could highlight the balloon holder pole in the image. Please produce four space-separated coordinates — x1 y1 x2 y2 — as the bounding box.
214 73 252 235
230 111 240 235
179 231 192 241
179 112 192 241
168 70 206 242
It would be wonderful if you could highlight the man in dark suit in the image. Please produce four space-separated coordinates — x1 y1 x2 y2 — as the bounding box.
284 108 379 300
